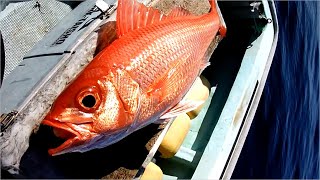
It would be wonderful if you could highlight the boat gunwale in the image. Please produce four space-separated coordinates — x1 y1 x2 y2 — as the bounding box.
221 1 279 178
191 0 279 179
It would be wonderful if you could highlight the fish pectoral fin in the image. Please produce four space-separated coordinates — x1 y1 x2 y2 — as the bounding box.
160 100 205 119
116 0 192 37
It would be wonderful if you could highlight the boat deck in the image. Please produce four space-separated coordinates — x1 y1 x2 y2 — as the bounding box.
1 1 275 179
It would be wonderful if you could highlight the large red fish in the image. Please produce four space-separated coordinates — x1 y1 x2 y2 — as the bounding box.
42 0 226 156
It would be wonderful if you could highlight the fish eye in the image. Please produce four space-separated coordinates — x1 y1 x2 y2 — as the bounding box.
81 95 96 108
76 87 101 111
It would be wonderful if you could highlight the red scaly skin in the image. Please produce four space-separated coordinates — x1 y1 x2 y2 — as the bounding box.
42 0 224 156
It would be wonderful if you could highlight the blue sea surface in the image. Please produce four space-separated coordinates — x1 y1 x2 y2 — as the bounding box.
232 1 319 179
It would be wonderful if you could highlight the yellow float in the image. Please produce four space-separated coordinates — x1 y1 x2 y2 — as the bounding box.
159 113 191 158
141 162 163 180
185 76 211 119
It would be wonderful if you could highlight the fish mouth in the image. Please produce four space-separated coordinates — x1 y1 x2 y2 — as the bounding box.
42 119 83 156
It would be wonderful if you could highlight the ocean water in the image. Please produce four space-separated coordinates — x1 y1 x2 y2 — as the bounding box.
232 1 319 179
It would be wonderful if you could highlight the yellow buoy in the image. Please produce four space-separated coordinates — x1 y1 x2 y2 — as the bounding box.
140 162 163 180
159 113 191 158
185 76 210 119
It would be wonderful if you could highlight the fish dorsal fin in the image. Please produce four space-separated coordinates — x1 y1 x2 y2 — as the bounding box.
116 0 191 37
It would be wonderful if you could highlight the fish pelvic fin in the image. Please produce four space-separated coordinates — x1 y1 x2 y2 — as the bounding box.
116 0 191 37
160 99 205 119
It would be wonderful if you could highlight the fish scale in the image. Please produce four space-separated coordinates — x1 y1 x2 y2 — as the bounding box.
135 49 198 127
125 26 205 89
41 0 224 155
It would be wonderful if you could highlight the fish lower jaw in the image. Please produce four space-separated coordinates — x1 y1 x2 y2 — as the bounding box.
48 133 79 156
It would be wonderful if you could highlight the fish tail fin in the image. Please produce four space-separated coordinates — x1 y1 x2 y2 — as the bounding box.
116 0 191 37
210 0 227 37
210 0 218 15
